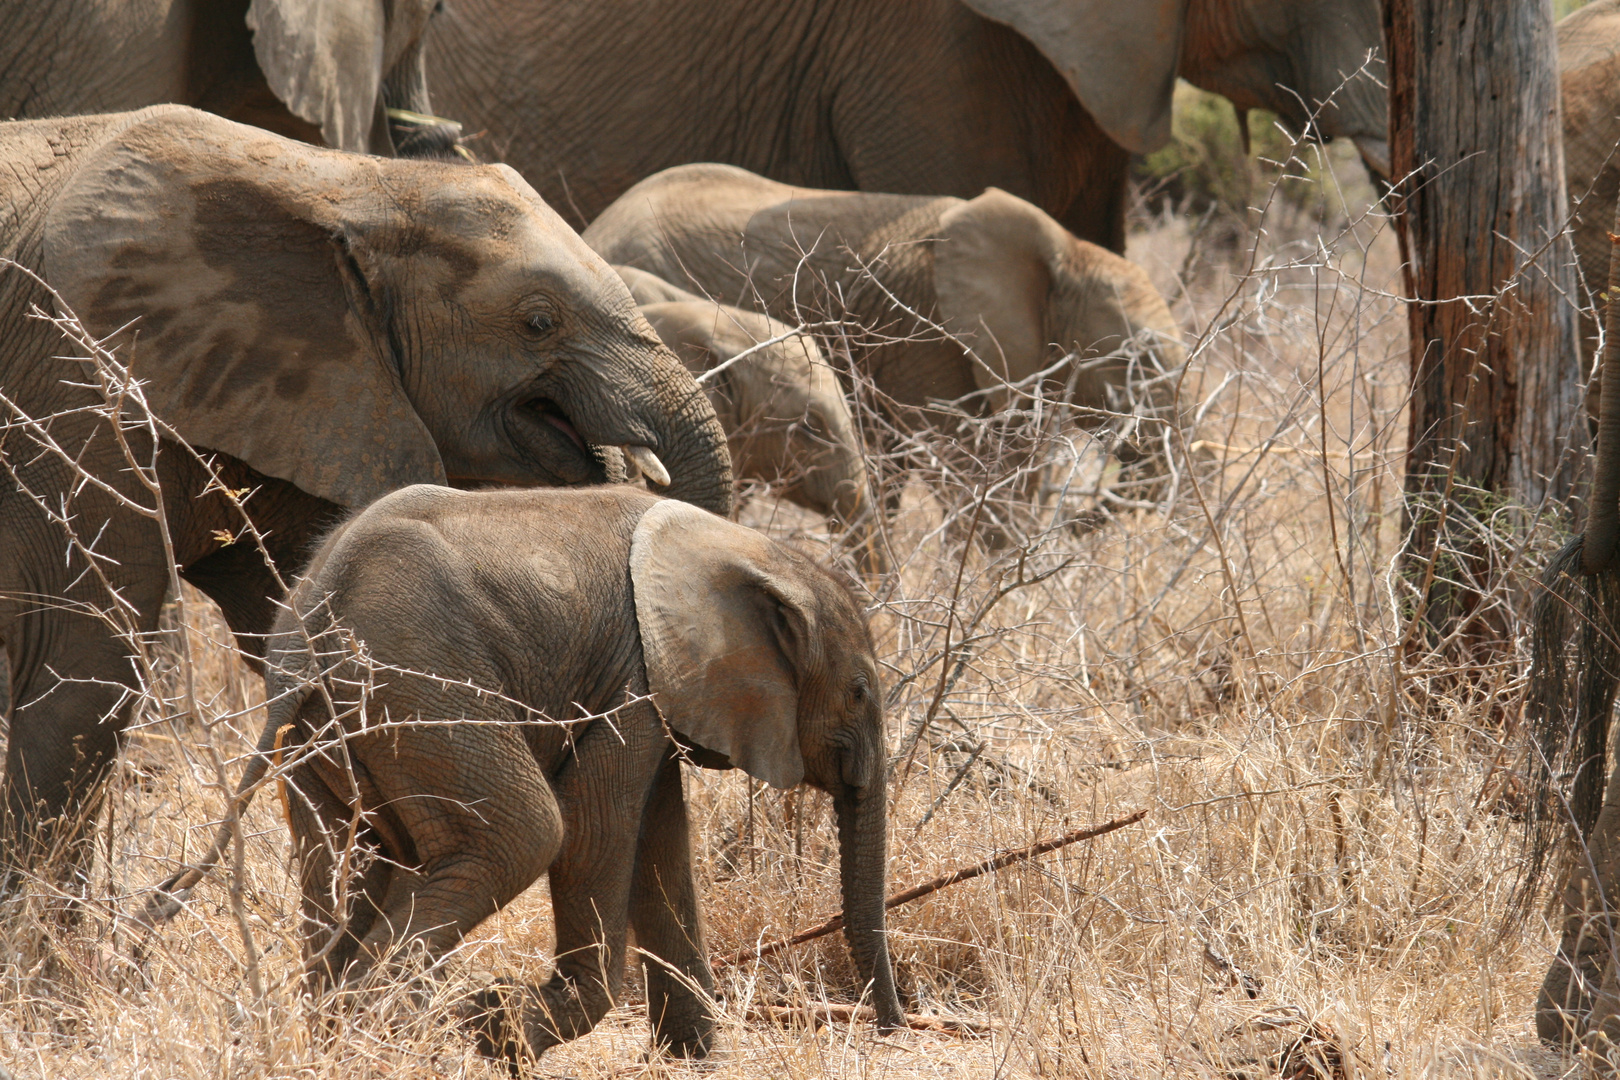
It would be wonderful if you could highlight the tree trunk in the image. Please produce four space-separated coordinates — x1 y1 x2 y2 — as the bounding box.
1385 0 1586 652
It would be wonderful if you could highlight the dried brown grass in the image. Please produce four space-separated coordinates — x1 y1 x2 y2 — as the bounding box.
0 141 1583 1079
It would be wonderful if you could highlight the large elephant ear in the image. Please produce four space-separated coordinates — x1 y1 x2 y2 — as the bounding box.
247 0 385 153
934 189 1060 397
957 0 1186 154
41 110 443 508
631 499 812 790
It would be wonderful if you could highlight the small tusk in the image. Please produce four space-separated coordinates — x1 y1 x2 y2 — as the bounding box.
624 444 671 487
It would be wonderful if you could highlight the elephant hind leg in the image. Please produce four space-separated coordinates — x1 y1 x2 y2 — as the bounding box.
284 763 398 990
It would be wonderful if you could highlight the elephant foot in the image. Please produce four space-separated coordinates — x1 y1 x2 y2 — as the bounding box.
464 984 536 1071
1539 948 1603 1046
463 975 617 1067
649 1007 716 1059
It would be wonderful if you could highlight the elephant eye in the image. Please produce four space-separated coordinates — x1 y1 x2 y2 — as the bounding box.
851 679 867 703
525 312 556 336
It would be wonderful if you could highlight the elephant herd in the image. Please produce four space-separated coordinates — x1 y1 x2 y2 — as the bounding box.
4 0 1619 1068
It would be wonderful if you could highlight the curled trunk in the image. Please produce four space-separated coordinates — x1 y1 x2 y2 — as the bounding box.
644 370 734 518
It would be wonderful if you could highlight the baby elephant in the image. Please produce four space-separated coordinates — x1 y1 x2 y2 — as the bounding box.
586 164 1186 449
616 265 883 570
151 485 902 1062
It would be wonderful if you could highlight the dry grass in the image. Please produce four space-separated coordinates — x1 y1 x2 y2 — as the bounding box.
0 140 1586 1079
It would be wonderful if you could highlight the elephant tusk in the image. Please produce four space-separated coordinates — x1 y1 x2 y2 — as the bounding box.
624 444 671 487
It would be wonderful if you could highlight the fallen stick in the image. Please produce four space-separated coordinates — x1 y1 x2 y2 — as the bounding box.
746 1003 991 1037
715 808 1147 969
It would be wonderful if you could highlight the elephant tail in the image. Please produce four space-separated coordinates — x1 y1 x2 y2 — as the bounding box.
1523 538 1620 907
136 679 316 928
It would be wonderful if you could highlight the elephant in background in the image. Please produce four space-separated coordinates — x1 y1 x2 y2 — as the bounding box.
0 106 732 873
150 485 903 1064
587 165 1187 537
0 0 456 157
1559 0 1620 387
426 0 1387 252
616 266 882 571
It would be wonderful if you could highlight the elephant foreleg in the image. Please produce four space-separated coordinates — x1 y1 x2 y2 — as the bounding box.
1542 754 1620 1049
2 603 160 881
471 711 666 1064
629 748 715 1057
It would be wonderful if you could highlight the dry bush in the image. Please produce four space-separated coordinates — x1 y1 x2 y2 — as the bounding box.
0 130 1585 1079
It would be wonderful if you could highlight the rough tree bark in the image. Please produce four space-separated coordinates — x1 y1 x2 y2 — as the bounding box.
1385 0 1586 651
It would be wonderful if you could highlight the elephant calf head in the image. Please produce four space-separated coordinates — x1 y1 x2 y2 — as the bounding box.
631 497 904 1029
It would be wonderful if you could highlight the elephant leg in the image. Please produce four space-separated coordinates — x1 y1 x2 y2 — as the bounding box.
2 597 161 879
470 714 666 1064
283 762 397 991
343 728 564 991
629 749 715 1057
1541 754 1620 1046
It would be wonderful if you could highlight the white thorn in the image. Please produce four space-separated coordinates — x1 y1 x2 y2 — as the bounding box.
624 444 671 487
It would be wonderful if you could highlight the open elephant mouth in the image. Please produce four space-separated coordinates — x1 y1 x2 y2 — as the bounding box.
463 396 605 488
526 397 587 451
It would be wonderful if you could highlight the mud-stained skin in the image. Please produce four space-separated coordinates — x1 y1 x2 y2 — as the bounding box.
0 106 733 874
228 485 900 1064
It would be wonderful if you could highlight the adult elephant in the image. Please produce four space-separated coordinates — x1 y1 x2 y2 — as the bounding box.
425 0 1389 252
0 106 732 873
0 0 455 157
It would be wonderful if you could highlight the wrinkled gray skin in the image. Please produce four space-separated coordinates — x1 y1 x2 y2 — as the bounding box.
0 0 456 158
175 485 901 1064
616 266 881 571
0 107 732 873
587 166 1186 538
427 0 1387 252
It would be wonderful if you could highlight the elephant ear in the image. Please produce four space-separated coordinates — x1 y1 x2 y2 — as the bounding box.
41 110 443 508
934 189 1061 397
957 0 1185 154
247 0 385 153
631 499 812 790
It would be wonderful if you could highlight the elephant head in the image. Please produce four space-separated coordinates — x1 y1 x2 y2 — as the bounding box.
617 265 871 537
958 0 1389 173
933 188 1186 419
248 0 456 157
630 499 904 1028
40 107 732 516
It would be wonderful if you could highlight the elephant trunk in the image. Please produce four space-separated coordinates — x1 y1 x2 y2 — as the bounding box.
1585 196 1620 574
833 778 904 1031
638 357 735 518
